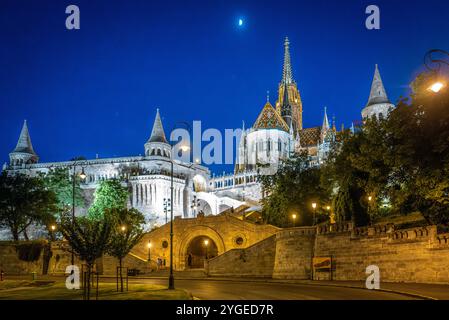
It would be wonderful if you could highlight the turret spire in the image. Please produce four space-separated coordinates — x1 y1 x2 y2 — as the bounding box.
367 64 390 107
282 37 294 85
12 120 36 155
148 108 168 144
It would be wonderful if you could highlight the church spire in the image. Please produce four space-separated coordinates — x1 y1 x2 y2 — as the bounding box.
366 64 390 107
12 120 36 155
282 37 294 85
148 108 168 144
321 107 330 132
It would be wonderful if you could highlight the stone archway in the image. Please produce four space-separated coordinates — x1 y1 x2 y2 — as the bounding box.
185 236 219 269
177 225 225 270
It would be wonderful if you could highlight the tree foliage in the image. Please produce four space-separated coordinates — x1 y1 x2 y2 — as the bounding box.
88 179 129 220
0 172 58 240
59 215 112 300
106 208 145 292
41 167 85 215
258 152 330 227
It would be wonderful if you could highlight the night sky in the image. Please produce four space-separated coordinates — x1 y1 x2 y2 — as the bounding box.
1 0 448 173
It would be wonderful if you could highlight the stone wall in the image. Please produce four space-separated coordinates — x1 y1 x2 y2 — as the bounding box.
207 235 276 278
272 227 316 280
0 242 43 276
312 224 449 283
205 222 449 284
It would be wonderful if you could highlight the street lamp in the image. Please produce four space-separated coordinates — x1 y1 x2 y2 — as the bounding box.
70 160 87 267
163 198 170 224
147 241 152 262
204 239 209 260
292 213 297 227
191 195 200 217
429 82 445 93
120 225 127 232
424 49 449 94
168 121 191 290
368 196 373 202
311 202 317 226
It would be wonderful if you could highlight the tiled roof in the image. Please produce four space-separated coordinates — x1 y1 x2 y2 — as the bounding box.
253 102 289 132
299 126 321 147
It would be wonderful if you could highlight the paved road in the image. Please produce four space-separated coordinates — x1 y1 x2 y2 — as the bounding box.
127 278 417 300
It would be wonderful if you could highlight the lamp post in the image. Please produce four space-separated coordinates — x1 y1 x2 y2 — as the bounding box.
424 49 449 93
168 121 191 290
191 195 200 217
204 239 209 260
70 160 86 267
147 241 152 262
163 198 169 224
311 202 317 226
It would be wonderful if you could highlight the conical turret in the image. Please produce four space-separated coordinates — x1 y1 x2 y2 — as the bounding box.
362 65 395 119
9 120 39 167
148 108 168 144
145 109 171 158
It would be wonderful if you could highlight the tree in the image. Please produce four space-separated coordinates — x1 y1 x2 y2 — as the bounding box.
259 152 330 227
88 179 129 220
0 172 58 241
59 215 112 300
106 208 145 292
42 167 85 216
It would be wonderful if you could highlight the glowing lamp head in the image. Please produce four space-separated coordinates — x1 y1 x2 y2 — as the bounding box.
180 145 190 152
368 196 373 202
147 241 152 248
79 168 87 180
120 225 126 232
312 203 317 209
204 239 209 246
50 225 56 231
429 82 445 93
292 214 297 220
326 206 331 211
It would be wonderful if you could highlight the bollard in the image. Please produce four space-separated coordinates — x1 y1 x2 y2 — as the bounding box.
31 271 37 281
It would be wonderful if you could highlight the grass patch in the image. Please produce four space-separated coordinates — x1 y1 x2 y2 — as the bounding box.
0 281 191 300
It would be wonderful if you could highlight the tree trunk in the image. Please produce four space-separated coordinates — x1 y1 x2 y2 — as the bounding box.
23 229 29 241
119 258 123 292
86 264 92 300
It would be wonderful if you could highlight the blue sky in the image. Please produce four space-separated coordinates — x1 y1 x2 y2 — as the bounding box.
1 0 448 173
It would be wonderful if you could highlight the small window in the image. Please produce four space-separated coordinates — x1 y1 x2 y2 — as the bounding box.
235 237 244 246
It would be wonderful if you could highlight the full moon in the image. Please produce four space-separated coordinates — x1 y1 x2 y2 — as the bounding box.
238 19 243 26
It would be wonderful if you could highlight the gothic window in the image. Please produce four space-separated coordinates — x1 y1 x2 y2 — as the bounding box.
151 148 156 156
278 139 282 151
157 149 161 156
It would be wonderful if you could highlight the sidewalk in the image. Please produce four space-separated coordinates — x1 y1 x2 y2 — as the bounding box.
4 274 449 300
